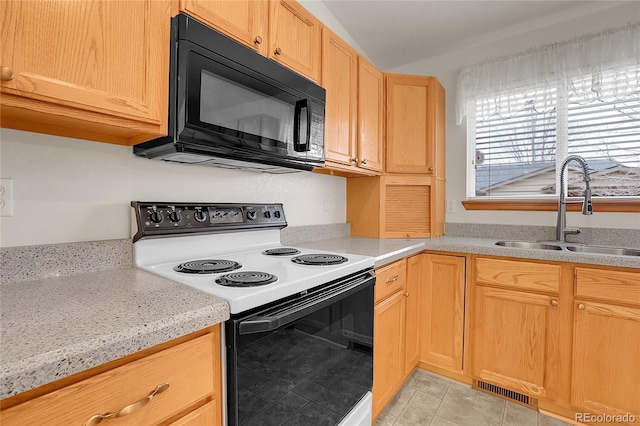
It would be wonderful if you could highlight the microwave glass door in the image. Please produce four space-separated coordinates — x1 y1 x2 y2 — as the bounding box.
185 50 323 162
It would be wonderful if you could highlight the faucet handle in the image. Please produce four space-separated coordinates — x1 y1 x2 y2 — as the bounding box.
582 186 593 215
564 227 581 236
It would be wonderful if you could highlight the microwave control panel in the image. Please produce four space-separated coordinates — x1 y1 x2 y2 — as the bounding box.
131 202 286 242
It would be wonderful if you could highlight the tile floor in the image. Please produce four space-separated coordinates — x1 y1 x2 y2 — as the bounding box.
375 370 573 426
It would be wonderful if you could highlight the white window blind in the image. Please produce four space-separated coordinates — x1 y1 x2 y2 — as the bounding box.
470 66 640 199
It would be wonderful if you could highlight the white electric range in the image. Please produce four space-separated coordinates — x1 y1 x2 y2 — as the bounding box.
131 202 375 426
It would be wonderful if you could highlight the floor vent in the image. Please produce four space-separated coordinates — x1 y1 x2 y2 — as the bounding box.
473 380 538 409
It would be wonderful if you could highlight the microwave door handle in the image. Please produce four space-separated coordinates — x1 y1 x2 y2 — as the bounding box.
293 99 311 152
238 275 374 335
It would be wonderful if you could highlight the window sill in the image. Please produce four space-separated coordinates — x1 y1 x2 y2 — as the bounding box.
462 199 639 213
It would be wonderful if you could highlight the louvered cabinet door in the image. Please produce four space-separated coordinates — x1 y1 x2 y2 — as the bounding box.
572 300 640 419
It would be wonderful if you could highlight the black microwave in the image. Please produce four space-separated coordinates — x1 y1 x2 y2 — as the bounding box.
134 13 326 173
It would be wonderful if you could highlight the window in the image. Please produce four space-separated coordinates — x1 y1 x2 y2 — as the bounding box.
468 66 640 200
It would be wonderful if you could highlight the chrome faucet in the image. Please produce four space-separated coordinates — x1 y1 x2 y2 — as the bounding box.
556 155 593 242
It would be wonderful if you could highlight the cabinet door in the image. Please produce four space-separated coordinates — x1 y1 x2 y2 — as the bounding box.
404 255 423 376
0 0 170 140
373 290 406 418
268 0 321 82
385 75 434 173
180 0 268 55
421 254 466 372
472 286 560 399
385 74 434 174
357 56 384 172
321 28 357 167
572 300 640 419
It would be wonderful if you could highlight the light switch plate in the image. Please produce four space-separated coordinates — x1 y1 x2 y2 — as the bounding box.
446 199 456 213
0 178 14 217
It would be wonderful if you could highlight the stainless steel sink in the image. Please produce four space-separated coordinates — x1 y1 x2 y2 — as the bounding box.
494 240 640 256
565 245 640 256
495 241 562 250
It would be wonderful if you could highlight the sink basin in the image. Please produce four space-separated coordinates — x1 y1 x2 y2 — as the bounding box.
565 245 640 256
495 241 640 257
495 241 562 250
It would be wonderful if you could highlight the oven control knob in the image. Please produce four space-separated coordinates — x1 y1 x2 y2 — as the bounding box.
149 211 163 224
247 210 257 220
264 211 271 219
274 211 281 218
194 210 207 223
168 211 182 223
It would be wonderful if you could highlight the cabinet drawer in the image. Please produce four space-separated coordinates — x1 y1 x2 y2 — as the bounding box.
375 259 407 303
576 267 640 306
476 257 561 294
2 334 215 426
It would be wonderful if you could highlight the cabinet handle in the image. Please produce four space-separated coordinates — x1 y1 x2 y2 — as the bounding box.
386 275 399 284
577 303 586 310
274 47 282 56
1 66 13 81
428 166 434 171
83 383 170 426
351 158 358 164
254 36 263 45
405 292 409 297
361 159 367 165
550 299 559 306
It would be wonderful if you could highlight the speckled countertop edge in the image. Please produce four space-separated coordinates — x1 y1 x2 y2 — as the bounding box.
296 236 640 269
0 268 230 399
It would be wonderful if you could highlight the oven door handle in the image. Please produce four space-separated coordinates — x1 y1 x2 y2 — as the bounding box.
238 274 375 335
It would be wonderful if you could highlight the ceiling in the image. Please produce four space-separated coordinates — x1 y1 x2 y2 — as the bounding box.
321 1 630 70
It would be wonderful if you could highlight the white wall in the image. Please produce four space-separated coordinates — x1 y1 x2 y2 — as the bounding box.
0 2 368 249
0 129 345 247
388 2 640 230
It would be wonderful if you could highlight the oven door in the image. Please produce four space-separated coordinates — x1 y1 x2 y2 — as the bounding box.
225 271 375 426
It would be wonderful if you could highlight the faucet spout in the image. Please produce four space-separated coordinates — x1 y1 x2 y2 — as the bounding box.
556 155 592 242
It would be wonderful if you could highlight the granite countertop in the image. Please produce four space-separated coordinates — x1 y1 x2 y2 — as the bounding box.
296 236 640 269
0 268 229 400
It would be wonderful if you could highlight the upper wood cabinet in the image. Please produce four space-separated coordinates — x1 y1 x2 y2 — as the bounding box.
179 0 269 55
319 49 383 176
385 74 445 176
268 0 321 82
357 56 384 173
0 0 174 145
181 0 321 82
321 27 358 167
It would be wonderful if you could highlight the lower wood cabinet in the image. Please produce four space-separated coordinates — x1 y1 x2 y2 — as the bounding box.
419 253 466 373
471 258 563 401
372 257 421 419
372 287 406 418
472 285 561 399
1 326 222 426
571 267 640 421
